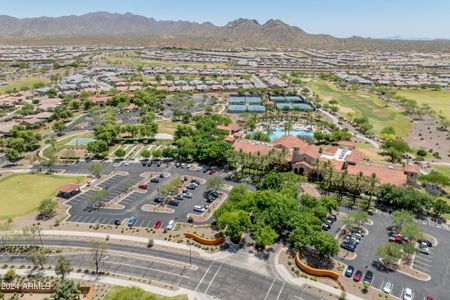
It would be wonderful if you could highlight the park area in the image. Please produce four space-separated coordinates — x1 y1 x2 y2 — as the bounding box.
0 173 84 220
396 90 450 119
308 79 411 136
0 77 50 94
105 286 187 300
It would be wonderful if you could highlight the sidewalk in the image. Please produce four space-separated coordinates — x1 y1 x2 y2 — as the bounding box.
41 230 232 260
0 268 213 300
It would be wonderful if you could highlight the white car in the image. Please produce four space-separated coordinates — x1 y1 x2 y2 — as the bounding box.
382 281 393 294
193 205 206 213
417 246 430 255
402 288 413 300
167 220 175 230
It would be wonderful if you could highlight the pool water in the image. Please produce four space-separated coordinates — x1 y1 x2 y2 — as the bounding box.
269 128 314 141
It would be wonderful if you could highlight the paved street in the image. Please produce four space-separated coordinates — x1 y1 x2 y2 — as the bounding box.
4 239 324 300
331 208 450 300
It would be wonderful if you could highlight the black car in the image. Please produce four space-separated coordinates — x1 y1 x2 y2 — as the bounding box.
322 224 331 231
345 265 355 277
150 177 160 183
418 239 432 247
168 200 179 207
363 270 374 285
154 197 164 203
159 173 165 178
156 162 161 167
191 179 200 185
341 242 356 252
114 219 121 226
186 183 196 190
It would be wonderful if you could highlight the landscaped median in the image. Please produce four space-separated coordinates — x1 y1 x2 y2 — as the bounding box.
294 252 340 281
184 232 225 246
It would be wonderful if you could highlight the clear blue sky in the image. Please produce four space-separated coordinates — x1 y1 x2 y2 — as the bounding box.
3 0 450 39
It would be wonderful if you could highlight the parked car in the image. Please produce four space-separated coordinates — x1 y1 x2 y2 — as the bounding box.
154 197 164 203
322 224 331 231
154 220 162 229
194 205 206 213
175 162 181 168
417 246 430 255
159 173 165 178
138 184 148 190
175 194 184 200
208 170 217 175
186 164 192 169
353 270 362 282
382 281 393 294
187 183 197 190
191 179 200 185
167 220 175 230
114 219 121 226
127 217 136 227
341 242 356 252
363 270 373 285
402 288 413 300
418 239 432 247
424 296 435 300
150 177 160 183
168 200 179 207
183 192 192 198
345 265 354 277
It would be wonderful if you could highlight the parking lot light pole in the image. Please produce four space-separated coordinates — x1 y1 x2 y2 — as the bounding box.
188 240 192 266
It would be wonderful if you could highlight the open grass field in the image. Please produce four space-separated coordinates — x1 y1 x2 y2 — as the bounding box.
156 120 182 135
355 143 386 163
433 165 450 177
0 173 84 220
396 90 450 119
0 77 50 94
105 287 187 300
308 79 411 136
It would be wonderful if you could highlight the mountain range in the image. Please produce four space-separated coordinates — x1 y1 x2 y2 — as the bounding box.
0 12 449 51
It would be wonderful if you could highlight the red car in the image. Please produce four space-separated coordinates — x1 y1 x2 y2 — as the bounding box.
353 270 362 282
425 297 435 300
208 170 217 175
138 184 148 190
153 220 162 229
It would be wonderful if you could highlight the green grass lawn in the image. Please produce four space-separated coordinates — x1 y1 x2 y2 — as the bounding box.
433 165 450 177
396 90 450 119
0 77 50 95
308 79 411 136
156 120 183 135
0 173 84 220
105 287 187 300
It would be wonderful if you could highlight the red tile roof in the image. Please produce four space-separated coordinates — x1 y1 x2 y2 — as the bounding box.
273 135 309 149
345 149 365 164
347 164 407 186
59 183 80 193
233 139 278 156
404 164 420 174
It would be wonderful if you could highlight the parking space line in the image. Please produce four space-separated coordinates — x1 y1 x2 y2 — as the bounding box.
195 262 214 292
276 281 286 300
145 220 153 228
263 278 276 300
204 264 222 294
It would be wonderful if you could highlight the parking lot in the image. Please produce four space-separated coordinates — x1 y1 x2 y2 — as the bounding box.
51 160 239 228
330 208 450 300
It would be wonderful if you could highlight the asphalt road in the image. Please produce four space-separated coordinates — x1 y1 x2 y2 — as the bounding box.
331 208 450 300
5 239 324 300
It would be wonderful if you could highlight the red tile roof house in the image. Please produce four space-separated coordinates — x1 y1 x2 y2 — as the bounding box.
58 183 81 199
229 134 419 187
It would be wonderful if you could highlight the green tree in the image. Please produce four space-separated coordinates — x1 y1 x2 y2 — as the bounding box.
206 175 224 192
252 223 279 249
400 222 423 242
217 210 250 243
38 198 57 219
311 231 339 258
55 256 72 280
140 149 151 159
376 243 402 265
28 247 48 269
391 210 414 229
115 148 126 158
432 199 449 217
88 161 104 178
52 121 66 136
52 279 80 300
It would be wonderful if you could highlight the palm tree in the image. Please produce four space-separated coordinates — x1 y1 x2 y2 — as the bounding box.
366 173 378 211
351 172 366 207
337 170 350 201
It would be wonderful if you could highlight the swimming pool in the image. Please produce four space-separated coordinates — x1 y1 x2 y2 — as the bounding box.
269 128 314 141
65 138 97 146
